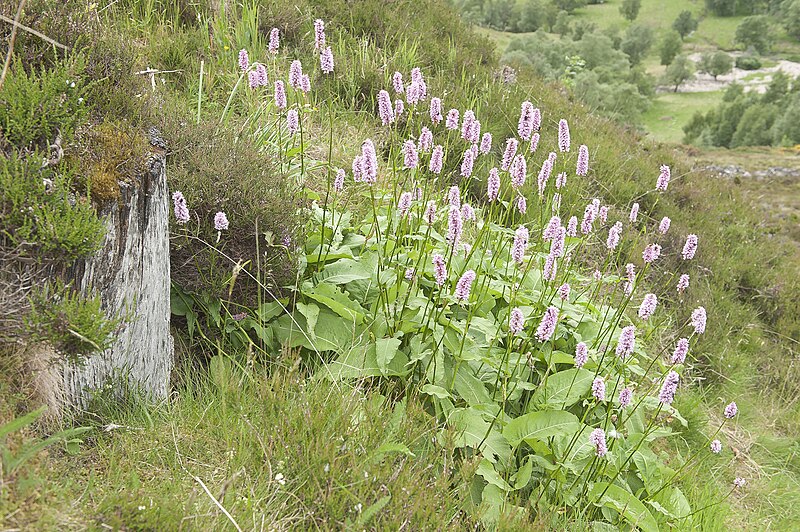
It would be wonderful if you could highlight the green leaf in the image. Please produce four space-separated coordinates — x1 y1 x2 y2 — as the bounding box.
257 300 285 322
453 365 492 407
476 458 512 491
375 337 401 376
0 407 46 440
296 302 319 341
352 495 391 527
589 482 659 532
649 486 691 520
420 384 451 399
301 282 365 324
324 342 410 379
502 410 580 447
448 407 511 464
530 368 594 409
312 258 373 285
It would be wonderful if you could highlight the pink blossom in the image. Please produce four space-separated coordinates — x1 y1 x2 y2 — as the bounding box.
480 132 493 154
559 282 571 301
518 101 535 140
432 253 447 287
530 132 540 152
607 221 623 251
509 307 524 335
677 274 689 294
394 98 404 116
445 109 459 130
535 306 559 342
248 70 259 89
567 216 578 237
352 155 364 182
537 159 552 196
269 28 280 54
487 168 500 202
619 387 633 408
287 109 299 135
590 427 607 457
576 145 589 176
402 140 418 169
447 185 461 208
581 204 595 235
629 202 640 223
501 138 518 171
555 172 567 190
313 19 326 49
682 234 698 260
361 140 378 184
397 191 413 217
430 97 443 124
333 169 345 193
418 127 433 152
320 47 334 74
599 206 609 224
300 74 311 93
512 226 529 265
424 201 437 224
659 217 671 234
510 154 527 188
454 270 476 302
516 196 527 215
638 293 658 320
625 263 636 295
214 211 229 231
543 216 561 240
377 90 394 126
575 342 588 367
592 377 606 401
392 71 404 94
558 118 570 152
671 338 689 364
289 60 303 89
710 439 722 453
691 306 707 334
405 267 415 281
616 325 636 359
642 243 662 264
460 148 475 178
659 371 680 405
543 253 557 281
238 49 249 71
461 203 475 222
447 206 463 246
274 80 287 109
172 191 189 224
724 401 738 419
429 145 444 174
733 477 746 489
656 164 671 191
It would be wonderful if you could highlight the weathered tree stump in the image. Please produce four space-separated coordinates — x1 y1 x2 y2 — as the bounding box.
62 141 173 407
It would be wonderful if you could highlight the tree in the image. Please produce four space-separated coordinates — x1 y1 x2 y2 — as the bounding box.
764 71 790 103
660 31 683 66
699 51 733 80
554 0 587 13
782 0 800 40
554 10 572 36
672 10 698 39
735 16 772 54
663 55 694 92
620 24 653 65
518 0 544 32
619 0 641 21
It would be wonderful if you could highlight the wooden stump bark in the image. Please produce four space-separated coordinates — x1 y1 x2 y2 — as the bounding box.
62 145 173 407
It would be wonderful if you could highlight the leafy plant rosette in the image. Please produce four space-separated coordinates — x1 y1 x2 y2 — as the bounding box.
168 20 742 529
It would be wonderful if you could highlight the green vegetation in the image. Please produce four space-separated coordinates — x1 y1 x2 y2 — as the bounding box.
2 0 800 529
641 91 725 143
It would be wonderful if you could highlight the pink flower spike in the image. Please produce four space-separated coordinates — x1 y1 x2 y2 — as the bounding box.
287 109 299 135
516 196 527 215
592 377 606 402
558 119 570 152
445 109 459 130
638 293 658 320
274 80 287 109
558 282 571 301
214 211 229 231
642 243 662 264
320 47 334 74
432 253 447 287
619 387 633 408
392 71 404 94
672 338 689 364
397 191 413 217
590 427 607 457
429 145 444 174
629 202 640 223
424 200 437 224
659 370 680 405
691 306 707 334
576 145 589 176
172 191 189 224
333 169 345 193
677 274 689 294
616 325 636 359
480 132 493 154
518 101 535 141
487 168 500 202
509 307 524 335
269 28 280 54
682 234 698 260
512 225 529 265
454 270 476 302
574 342 588 367
656 164 671 191
402 140 418 169
377 90 394 126
535 306 559 342
659 216 671 234
710 439 722 453
313 18 326 49
502 138 518 171
430 97 443 124
238 49 249 71
724 401 738 419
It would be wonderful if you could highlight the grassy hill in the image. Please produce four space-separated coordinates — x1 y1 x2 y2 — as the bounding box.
1 0 800 529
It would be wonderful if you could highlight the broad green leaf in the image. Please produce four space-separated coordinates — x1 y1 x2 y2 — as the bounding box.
375 337 401 376
512 456 533 490
476 458 512 491
453 365 492 407
448 407 511 464
372 442 415 459
588 482 659 532
312 258 372 285
257 300 285 322
503 410 580 447
530 368 594 409
420 384 451 399
324 342 410 380
650 486 691 520
296 302 319 341
301 281 365 324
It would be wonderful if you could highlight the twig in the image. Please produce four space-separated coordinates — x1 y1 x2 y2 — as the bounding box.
0 0 27 92
0 13 66 50
192 474 243 532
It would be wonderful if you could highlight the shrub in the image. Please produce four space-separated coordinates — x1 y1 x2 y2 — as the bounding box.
735 55 762 70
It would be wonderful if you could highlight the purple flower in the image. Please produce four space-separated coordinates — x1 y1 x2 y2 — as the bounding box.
480 132 492 154
671 338 689 364
300 73 311 93
512 225 529 265
619 387 633 408
558 119 570 152
592 377 606 402
537 159 552 196
590 427 607 457
518 101 535 141
677 274 690 294
691 306 707 335
543 253 557 281
445 109 459 130
424 200 437 224
659 217 671 234
411 67 426 98
214 211 229 231
607 221 623 251
274 80 287 109
575 342 588 367
552 193 562 211
543 216 561 240
638 293 658 320
238 48 249 71
599 206 609 224
502 138 518 171
724 401 738 419
377 90 394 126
642 243 662 264
530 132 540 152
487 168 500 202
269 28 280 54
402 140 418 169
460 148 475 178
289 60 303 89
553 172 566 190
430 145 444 174
461 110 476 142
287 109 299 135
659 370 680 405
733 477 746 489
532 107 541 132
535 306 559 342
616 325 636 359
576 145 589 176
461 203 475 222
313 18 326 49
625 263 635 295
418 127 433 152
581 204 595 235
361 140 378 184
510 155 527 188
447 185 461 208
405 267 415 281
248 70 259 89
558 282 571 301
430 97 443 124
320 46 334 74
509 307 524 335
550 227 566 258
334 169 345 193
710 439 722 453
516 195 527 215
682 234 698 260
593 269 602 281
172 191 189 224
432 253 447 287
392 71 404 94
656 164 671 191
629 202 640 223
454 270 476 302
397 191 413 217
447 206 463 246
567 216 578 237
